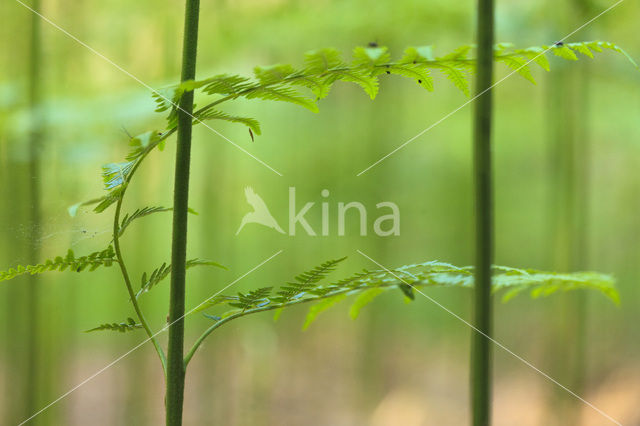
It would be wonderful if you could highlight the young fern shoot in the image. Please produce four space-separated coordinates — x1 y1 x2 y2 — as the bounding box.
0 40 633 425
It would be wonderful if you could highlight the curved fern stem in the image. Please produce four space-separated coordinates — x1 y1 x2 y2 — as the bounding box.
112 197 167 372
183 290 349 367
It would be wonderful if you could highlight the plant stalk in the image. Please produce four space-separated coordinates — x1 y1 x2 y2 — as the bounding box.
112 199 167 371
26 0 43 419
471 0 494 425
166 0 200 424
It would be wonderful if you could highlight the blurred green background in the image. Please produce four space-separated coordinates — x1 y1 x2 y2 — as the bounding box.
1 0 638 425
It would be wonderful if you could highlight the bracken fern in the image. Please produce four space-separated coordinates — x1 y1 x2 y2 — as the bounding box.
0 40 630 369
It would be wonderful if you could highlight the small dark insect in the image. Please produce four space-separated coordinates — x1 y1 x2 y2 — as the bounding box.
368 41 378 48
158 132 163 136
386 70 390 74
418 79 422 84
554 41 564 46
248 128 254 142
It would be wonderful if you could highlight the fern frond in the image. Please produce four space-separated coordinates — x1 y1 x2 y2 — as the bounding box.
349 288 385 320
118 206 172 237
195 110 261 135
497 55 536 84
196 260 617 333
254 64 296 85
85 317 142 333
551 44 579 61
228 287 273 310
304 48 344 72
272 257 347 303
136 258 225 297
93 186 126 213
586 41 637 67
126 131 164 161
289 75 332 100
199 74 253 95
245 86 319 112
102 162 135 190
0 246 117 282
303 293 347 329
352 46 391 68
325 69 379 99
152 87 182 113
86 40 634 220
511 47 550 71
400 46 436 63
386 64 434 91
567 42 594 59
435 64 470 96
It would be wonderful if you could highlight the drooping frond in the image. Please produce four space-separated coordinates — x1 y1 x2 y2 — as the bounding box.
386 64 434 91
194 259 617 332
195 110 261 135
85 41 634 202
0 247 117 282
244 85 319 112
78 41 634 228
85 317 142 333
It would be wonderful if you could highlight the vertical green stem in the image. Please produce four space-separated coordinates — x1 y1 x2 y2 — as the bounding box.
26 0 43 419
166 0 200 425
471 0 494 425
546 0 591 420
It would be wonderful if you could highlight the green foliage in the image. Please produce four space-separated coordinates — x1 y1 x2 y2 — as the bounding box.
4 40 630 373
349 288 385 320
303 293 347 330
195 259 618 331
102 162 134 190
0 247 117 282
196 110 261 136
118 206 172 237
85 317 142 333
159 40 634 139
136 259 226 298
228 287 273 310
272 257 347 303
66 41 634 222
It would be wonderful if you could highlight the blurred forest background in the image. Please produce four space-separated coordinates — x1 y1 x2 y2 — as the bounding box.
0 0 638 425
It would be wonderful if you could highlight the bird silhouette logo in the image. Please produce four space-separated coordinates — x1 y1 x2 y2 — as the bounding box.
236 187 285 235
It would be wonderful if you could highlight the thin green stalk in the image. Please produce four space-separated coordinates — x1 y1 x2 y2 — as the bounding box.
166 0 200 425
25 0 42 418
471 0 494 425
566 0 591 403
546 0 591 420
112 199 167 372
184 288 361 367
